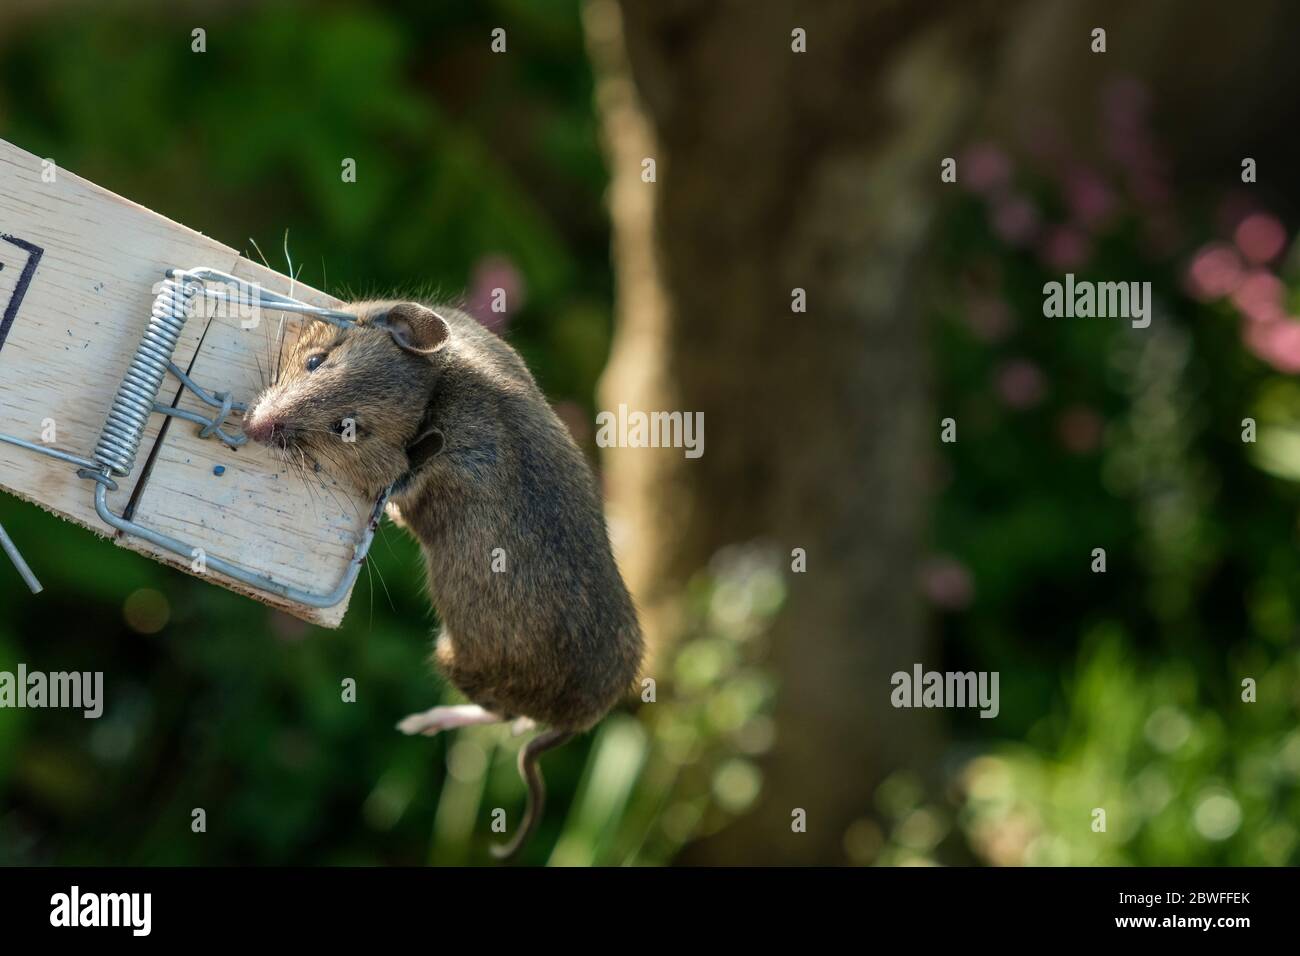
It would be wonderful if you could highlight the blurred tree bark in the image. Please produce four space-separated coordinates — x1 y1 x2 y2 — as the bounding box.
584 0 1016 864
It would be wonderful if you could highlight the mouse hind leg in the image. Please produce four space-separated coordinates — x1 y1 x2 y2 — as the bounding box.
510 716 536 736
404 629 529 737
396 704 503 737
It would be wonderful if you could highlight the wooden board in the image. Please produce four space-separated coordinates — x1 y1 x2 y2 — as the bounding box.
0 138 371 626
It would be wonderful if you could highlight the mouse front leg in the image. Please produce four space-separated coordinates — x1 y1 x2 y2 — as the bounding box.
385 500 407 528
396 704 503 737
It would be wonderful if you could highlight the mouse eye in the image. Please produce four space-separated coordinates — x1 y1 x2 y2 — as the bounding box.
304 352 328 372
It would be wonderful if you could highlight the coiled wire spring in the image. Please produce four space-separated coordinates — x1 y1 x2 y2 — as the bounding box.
0 267 379 607
94 271 203 476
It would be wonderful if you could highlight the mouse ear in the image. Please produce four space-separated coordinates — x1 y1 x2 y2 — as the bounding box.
377 304 451 356
405 425 445 473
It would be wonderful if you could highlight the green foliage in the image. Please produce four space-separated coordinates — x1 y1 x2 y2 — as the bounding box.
0 0 641 865
924 93 1300 864
6 4 1296 869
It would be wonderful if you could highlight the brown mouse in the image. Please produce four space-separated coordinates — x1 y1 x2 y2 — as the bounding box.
242 301 643 860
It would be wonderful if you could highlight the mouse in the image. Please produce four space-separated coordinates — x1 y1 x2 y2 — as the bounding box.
241 300 644 860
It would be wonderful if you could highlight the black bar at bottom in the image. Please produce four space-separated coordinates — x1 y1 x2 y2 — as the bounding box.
0 865 1281 942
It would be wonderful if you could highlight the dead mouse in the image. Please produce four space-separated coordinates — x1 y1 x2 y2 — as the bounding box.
242 301 644 860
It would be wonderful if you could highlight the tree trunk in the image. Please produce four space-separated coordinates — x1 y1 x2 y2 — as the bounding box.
585 0 1017 863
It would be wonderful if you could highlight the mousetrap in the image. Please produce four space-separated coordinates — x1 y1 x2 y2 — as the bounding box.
0 137 382 627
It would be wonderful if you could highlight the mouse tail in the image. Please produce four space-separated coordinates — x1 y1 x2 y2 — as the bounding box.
491 728 574 862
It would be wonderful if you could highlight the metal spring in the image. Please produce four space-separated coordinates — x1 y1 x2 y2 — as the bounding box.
1 264 374 606
93 272 200 476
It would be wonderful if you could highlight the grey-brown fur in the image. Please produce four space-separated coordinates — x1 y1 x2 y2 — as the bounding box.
244 301 643 732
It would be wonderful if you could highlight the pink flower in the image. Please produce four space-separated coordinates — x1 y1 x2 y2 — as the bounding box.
961 143 1013 195
1064 167 1117 231
1231 270 1285 324
1245 319 1300 373
466 255 526 333
920 556 974 611
1057 405 1103 454
1185 242 1245 301
990 194 1041 246
1234 212 1287 265
995 359 1046 409
1039 225 1092 271
963 295 1014 343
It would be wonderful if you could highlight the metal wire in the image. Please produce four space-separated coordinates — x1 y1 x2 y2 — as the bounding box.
155 360 246 448
0 266 371 607
0 432 101 473
0 521 41 593
93 272 201 477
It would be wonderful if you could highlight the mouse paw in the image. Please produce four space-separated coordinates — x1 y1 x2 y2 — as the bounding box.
510 717 536 737
385 501 407 527
396 704 502 737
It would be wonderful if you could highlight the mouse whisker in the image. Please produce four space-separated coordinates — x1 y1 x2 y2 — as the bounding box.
273 312 290 386
368 549 395 615
303 450 357 518
302 445 370 521
251 350 267 393
364 547 374 630
292 447 324 520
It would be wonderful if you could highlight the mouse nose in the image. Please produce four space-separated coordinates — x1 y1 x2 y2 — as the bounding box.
243 411 285 444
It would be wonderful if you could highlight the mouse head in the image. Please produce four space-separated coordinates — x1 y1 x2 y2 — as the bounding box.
242 301 450 498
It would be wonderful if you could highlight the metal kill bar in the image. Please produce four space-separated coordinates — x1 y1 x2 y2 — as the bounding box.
0 267 383 609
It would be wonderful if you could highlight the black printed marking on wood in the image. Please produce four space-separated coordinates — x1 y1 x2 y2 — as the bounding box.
0 234 45 354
